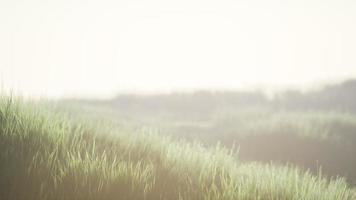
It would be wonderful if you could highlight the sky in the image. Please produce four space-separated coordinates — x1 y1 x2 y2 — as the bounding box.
0 0 356 98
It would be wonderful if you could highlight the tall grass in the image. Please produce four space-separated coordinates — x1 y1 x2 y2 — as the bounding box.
0 96 355 199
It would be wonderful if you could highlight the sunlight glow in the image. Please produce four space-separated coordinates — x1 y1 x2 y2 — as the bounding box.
1 0 356 98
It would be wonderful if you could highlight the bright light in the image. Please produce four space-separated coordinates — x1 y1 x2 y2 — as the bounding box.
1 0 356 98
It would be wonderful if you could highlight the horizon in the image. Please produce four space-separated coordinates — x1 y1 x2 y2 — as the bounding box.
3 78 353 101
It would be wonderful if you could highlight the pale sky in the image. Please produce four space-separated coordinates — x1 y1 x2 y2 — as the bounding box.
0 0 356 98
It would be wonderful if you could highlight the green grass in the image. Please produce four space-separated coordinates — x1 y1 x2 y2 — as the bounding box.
55 99 356 186
0 96 355 199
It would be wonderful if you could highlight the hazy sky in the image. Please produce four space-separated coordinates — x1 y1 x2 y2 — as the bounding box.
1 0 356 98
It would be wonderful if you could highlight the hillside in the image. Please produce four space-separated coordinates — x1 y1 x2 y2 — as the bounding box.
58 80 356 186
1 96 355 199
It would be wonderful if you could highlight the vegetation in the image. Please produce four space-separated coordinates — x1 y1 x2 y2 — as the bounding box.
59 82 356 186
1 94 356 199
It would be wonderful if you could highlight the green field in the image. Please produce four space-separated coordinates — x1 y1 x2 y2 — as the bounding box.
58 87 356 187
1 94 356 200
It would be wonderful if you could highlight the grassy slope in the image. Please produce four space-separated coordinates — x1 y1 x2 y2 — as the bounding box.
57 99 356 186
0 97 355 200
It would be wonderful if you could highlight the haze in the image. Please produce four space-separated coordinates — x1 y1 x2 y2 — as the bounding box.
1 0 356 98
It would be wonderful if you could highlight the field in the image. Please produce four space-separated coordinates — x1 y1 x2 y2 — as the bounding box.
1 81 356 199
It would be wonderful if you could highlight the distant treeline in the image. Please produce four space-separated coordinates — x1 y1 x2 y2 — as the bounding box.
274 79 356 112
105 79 356 113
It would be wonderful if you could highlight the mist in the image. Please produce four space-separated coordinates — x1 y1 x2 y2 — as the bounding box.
1 0 356 199
1 0 356 98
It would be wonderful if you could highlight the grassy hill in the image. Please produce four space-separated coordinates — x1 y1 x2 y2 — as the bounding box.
1 96 355 199
59 85 356 186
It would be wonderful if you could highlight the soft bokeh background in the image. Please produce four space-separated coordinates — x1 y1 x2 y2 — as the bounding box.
1 0 356 98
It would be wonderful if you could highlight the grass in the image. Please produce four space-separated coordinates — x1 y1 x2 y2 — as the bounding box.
0 96 355 199
56 98 356 186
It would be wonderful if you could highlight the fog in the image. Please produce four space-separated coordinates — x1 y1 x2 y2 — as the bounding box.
2 1 356 198
1 0 356 98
